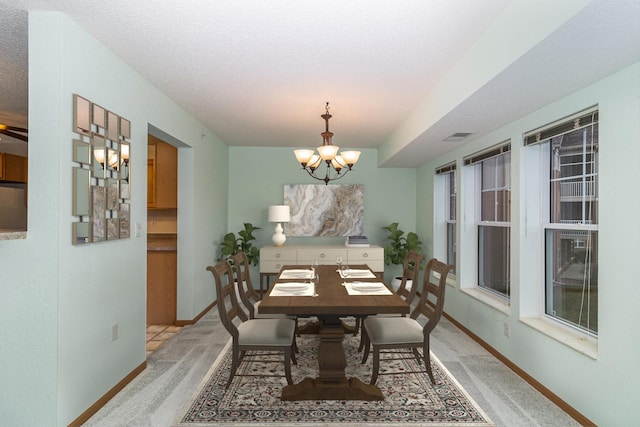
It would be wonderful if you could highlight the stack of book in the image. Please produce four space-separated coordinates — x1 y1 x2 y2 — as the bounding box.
345 235 370 247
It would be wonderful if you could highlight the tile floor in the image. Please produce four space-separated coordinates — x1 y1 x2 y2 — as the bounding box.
87 311 582 426
146 324 182 356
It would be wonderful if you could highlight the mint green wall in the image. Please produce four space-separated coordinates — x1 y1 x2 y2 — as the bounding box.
228 147 417 282
417 62 640 425
0 12 229 426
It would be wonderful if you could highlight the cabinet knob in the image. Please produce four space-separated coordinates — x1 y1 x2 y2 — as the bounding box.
320 253 326 258
276 263 282 269
363 253 369 257
276 253 281 258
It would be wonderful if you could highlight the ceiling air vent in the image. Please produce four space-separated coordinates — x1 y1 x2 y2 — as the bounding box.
443 132 472 142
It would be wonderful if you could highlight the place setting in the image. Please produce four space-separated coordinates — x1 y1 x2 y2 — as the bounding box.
278 268 315 280
271 262 320 296
269 282 315 296
344 281 392 295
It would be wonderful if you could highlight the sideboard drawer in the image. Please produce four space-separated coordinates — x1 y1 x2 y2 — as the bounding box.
347 247 384 272
346 247 381 261
260 260 292 273
260 248 297 261
260 247 297 272
297 248 348 264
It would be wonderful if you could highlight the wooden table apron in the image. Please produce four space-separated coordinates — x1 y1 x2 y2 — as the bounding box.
259 264 409 401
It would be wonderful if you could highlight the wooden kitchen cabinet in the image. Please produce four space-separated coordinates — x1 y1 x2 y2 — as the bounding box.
0 153 28 182
147 250 177 324
147 136 177 209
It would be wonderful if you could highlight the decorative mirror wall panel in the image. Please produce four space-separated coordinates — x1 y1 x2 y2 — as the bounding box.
72 94 132 245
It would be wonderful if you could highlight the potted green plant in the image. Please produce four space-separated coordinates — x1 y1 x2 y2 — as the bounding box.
219 222 261 266
381 222 422 290
218 223 261 302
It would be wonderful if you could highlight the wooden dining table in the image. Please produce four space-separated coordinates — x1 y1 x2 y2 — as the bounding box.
259 264 409 401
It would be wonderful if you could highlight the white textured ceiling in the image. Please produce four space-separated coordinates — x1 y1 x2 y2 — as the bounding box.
1 1 640 165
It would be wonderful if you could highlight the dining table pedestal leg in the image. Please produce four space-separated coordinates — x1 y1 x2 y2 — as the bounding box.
280 316 384 401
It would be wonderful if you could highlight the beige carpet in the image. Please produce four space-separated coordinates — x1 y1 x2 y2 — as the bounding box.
175 333 493 427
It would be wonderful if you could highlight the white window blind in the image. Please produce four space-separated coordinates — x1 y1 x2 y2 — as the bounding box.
435 161 456 175
524 106 598 146
463 141 511 166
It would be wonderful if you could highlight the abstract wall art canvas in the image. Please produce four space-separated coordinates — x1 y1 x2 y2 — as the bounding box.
284 184 364 237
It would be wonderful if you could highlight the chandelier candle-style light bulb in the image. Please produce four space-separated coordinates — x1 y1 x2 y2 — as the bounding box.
293 102 361 184
268 205 291 246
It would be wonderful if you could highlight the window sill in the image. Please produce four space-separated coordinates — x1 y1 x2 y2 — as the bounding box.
445 274 457 287
460 287 510 315
520 317 597 359
0 230 27 240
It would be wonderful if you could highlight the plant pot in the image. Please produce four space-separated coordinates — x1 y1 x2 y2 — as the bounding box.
391 276 413 293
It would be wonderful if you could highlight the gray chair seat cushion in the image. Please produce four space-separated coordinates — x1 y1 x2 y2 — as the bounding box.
364 317 423 345
238 318 295 346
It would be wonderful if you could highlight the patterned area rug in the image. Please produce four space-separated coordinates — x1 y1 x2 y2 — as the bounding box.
175 332 493 427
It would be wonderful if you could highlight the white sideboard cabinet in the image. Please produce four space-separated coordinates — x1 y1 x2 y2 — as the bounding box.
259 244 384 294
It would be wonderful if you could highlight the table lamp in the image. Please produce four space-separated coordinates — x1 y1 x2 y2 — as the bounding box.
268 205 291 246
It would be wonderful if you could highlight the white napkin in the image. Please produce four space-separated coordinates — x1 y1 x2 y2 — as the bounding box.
270 282 314 296
279 269 314 279
345 282 392 295
338 269 377 279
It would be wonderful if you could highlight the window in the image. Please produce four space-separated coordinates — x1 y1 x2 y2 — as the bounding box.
436 163 456 274
464 143 511 299
525 108 598 335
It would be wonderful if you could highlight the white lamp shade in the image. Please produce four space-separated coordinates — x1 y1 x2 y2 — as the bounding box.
294 149 314 164
268 205 290 223
341 150 361 165
331 155 344 170
317 144 339 160
308 154 322 169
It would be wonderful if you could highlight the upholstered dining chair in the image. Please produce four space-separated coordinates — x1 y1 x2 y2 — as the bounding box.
207 259 297 388
231 252 300 345
356 250 426 350
361 257 452 385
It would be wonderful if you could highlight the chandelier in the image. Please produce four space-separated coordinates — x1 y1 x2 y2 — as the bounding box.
294 102 361 185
